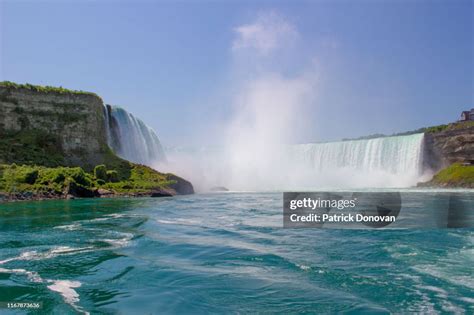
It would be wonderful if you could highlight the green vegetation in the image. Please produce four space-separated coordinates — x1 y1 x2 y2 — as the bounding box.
94 165 107 181
0 163 175 197
0 164 92 195
391 121 473 135
445 121 474 130
106 170 119 183
0 130 65 167
0 80 191 200
392 124 449 136
0 128 132 178
0 81 99 98
104 164 174 193
427 163 474 188
99 147 134 179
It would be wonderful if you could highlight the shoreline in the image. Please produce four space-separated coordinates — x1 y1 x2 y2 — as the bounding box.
0 188 178 203
2 187 473 204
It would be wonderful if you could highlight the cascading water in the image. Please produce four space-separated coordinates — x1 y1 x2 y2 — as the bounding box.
163 133 427 191
105 105 166 166
291 133 425 177
284 133 427 189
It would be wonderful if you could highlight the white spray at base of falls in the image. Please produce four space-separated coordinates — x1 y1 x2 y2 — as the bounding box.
103 14 427 190
162 133 429 191
105 105 166 166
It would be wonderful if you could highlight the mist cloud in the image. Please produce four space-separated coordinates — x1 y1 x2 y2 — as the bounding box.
232 11 299 56
222 12 319 190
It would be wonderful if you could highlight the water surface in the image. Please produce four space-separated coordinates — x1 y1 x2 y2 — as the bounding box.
0 192 473 314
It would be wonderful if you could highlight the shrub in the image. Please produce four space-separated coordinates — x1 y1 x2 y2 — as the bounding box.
106 170 119 183
52 171 66 183
94 165 107 181
24 169 39 184
37 167 67 184
3 165 38 184
69 167 91 186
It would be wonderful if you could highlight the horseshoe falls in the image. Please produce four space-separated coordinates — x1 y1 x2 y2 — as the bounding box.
105 105 166 166
292 134 425 173
288 133 427 188
164 133 427 191
99 104 426 190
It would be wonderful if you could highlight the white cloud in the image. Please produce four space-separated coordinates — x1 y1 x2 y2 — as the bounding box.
232 11 299 56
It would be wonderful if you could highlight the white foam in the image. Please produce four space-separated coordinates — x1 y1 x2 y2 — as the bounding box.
89 217 109 222
0 249 91 313
47 280 81 304
0 250 38 264
412 265 474 290
0 246 93 265
0 267 42 282
104 213 127 218
103 232 134 247
297 264 311 271
0 267 88 313
54 223 81 231
459 296 474 304
156 219 177 224
47 280 89 315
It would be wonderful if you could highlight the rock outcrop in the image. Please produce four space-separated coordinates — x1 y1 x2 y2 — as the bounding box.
0 83 112 169
423 122 474 172
166 174 195 195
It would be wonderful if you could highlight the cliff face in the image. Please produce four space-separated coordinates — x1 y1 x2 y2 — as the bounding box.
423 122 474 171
0 85 111 168
0 82 195 197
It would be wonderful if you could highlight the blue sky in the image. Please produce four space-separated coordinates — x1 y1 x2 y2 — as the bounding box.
1 0 472 146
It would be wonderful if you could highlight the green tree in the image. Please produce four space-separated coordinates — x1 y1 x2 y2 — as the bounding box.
94 165 107 181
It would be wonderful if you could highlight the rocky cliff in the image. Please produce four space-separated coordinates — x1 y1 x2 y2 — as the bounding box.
0 82 194 197
423 122 474 172
0 82 113 169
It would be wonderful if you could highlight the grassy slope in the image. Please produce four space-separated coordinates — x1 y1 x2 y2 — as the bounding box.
425 163 474 188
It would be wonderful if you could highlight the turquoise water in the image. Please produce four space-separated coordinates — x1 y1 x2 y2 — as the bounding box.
0 193 473 314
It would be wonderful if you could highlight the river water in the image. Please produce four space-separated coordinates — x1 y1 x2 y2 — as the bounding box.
0 192 473 314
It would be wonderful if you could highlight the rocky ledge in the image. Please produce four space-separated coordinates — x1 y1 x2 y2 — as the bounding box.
423 121 474 171
418 121 474 188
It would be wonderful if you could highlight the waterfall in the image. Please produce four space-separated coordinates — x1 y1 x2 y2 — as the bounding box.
291 133 425 177
105 105 166 166
164 133 427 191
